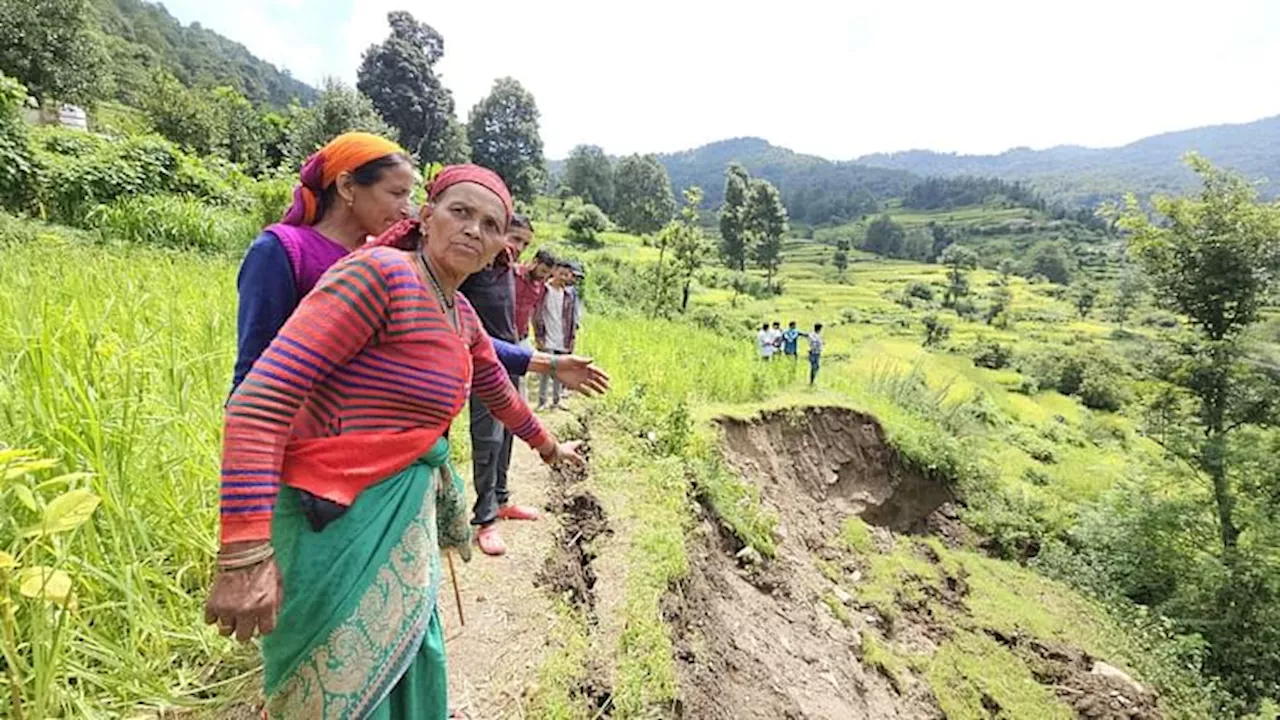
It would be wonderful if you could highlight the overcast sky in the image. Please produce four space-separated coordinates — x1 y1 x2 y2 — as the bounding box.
160 0 1278 160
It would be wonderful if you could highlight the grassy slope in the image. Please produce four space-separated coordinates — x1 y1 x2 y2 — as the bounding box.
0 202 1221 717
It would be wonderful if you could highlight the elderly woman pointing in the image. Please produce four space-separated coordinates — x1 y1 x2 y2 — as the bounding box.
205 166 582 718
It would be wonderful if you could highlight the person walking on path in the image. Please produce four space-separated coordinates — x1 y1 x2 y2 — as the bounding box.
808 323 825 385
206 165 586 718
534 261 580 410
460 216 606 556
782 321 801 361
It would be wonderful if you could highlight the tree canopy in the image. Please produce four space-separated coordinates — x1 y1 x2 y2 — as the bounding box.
563 144 614 214
0 0 108 106
357 12 463 164
613 153 675 235
467 77 544 202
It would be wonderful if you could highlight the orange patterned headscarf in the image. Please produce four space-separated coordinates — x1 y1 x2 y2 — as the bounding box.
281 132 406 226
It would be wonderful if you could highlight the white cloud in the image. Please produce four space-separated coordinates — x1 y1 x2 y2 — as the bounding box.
173 0 1280 159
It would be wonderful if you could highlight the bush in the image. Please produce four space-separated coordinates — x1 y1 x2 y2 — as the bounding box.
1077 365 1129 412
972 340 1014 370
906 281 935 301
1141 311 1180 329
567 203 608 245
1021 350 1132 411
922 314 951 347
0 73 38 213
30 127 252 226
86 195 259 253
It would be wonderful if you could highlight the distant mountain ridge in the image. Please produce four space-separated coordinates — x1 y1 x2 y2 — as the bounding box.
856 115 1280 205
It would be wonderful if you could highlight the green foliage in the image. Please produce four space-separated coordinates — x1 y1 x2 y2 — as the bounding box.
1075 283 1099 319
467 77 544 201
832 236 850 277
29 126 249 225
940 244 978 307
669 187 711 311
1112 269 1145 323
613 153 675 235
927 631 1075 720
93 0 314 107
718 162 750 270
563 144 614 214
746 178 788 289
922 313 951 348
357 11 461 164
0 0 108 105
972 339 1013 369
140 69 217 155
863 213 905 257
282 78 398 168
840 517 874 554
86 194 258 252
566 202 608 246
1030 240 1074 284
0 73 37 212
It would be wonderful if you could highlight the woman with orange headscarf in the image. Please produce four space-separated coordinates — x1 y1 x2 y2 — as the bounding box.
231 132 416 390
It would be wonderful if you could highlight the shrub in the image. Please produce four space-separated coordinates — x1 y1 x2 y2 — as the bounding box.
86 195 259 253
906 281 935 301
567 203 608 245
30 127 252 226
1141 310 1180 329
0 73 38 213
1077 365 1129 412
972 340 1013 370
922 314 951 347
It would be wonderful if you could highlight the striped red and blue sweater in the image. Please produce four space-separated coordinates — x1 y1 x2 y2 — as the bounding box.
220 245 550 543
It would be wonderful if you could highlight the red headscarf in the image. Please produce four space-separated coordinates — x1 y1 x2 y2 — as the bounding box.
371 164 514 250
281 132 406 226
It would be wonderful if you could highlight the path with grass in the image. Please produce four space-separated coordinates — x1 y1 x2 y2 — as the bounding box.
442 440 561 719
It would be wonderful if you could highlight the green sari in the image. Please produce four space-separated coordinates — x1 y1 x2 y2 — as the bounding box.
263 438 470 719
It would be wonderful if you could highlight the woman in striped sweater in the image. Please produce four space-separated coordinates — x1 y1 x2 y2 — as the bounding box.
205 165 582 718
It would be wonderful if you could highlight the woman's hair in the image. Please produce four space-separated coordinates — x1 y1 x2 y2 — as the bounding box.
511 213 534 232
314 153 412 223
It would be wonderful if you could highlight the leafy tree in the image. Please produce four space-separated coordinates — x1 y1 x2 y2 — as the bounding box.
927 221 958 261
0 0 108 106
357 11 462 164
1112 269 1145 323
208 86 269 172
142 69 217 155
563 144 614 214
985 285 1012 326
718 162 750 270
467 77 544 202
670 186 710 311
1030 240 1073 284
613 153 675 235
922 313 951 347
1074 283 1099 319
1121 155 1280 553
0 72 37 211
864 214 905 257
283 78 397 167
566 203 608 245
746 178 788 290
997 258 1015 284
940 244 978 308
833 237 850 279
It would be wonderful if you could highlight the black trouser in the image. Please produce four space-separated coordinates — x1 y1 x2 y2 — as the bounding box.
809 353 821 384
470 388 514 526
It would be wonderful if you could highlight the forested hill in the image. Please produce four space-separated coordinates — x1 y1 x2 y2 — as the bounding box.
656 137 918 225
91 0 315 107
856 115 1280 206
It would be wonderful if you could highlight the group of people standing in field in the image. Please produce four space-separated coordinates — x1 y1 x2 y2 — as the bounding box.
205 132 608 718
757 320 825 384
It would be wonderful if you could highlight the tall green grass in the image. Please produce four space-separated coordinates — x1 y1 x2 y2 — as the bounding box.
0 236 254 715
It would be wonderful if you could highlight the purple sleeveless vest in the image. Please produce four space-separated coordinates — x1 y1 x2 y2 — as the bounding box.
266 224 352 298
